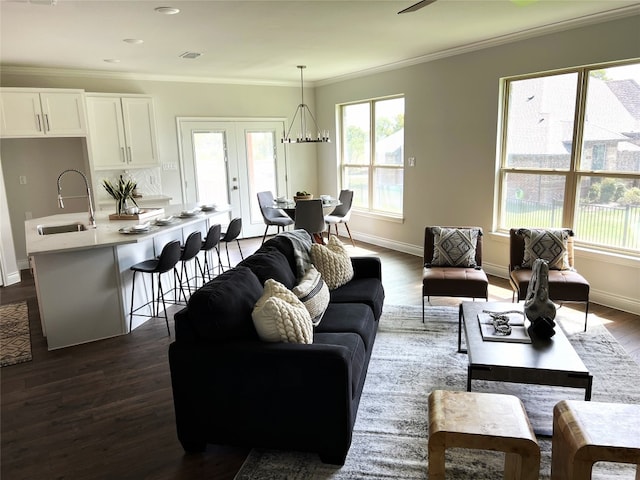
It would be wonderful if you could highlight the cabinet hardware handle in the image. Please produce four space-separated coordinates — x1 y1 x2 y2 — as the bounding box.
127 146 132 163
44 114 50 132
121 147 126 163
36 114 42 132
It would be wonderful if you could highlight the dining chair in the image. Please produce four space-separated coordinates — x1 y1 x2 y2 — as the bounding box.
324 189 355 246
294 199 326 243
199 223 223 282
257 191 294 244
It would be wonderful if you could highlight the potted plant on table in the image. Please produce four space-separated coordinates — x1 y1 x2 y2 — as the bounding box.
103 175 139 216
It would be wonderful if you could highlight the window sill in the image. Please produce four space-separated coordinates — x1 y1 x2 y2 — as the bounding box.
352 209 404 224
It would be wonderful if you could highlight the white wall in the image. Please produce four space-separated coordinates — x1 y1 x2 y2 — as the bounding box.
315 14 640 314
1 14 639 314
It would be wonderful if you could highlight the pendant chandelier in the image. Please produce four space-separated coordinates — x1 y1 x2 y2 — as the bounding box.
282 65 330 144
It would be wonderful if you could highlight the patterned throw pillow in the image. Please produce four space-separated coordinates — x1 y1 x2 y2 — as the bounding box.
518 228 571 270
430 227 480 267
310 235 354 290
251 279 313 344
292 266 330 326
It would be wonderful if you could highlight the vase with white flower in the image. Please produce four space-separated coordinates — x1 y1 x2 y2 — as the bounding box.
103 175 139 216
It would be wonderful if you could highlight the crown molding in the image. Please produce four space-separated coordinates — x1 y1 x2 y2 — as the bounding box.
315 4 640 87
1 5 638 88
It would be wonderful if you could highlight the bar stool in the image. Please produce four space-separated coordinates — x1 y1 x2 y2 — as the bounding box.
200 223 222 282
175 231 202 302
129 240 182 335
220 218 243 271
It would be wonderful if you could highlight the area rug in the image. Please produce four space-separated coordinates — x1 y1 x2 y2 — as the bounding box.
0 301 32 366
235 304 640 480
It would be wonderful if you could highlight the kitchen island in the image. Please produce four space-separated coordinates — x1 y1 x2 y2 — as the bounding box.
25 205 230 350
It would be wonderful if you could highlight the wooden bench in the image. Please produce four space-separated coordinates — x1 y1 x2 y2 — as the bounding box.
551 400 640 479
428 390 540 479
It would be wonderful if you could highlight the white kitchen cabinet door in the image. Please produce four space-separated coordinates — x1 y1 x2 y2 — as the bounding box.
0 89 86 137
121 97 158 168
86 96 128 169
87 94 158 170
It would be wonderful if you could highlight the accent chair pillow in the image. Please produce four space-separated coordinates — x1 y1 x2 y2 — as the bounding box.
431 227 480 267
518 228 571 270
252 279 313 344
310 235 354 290
292 266 330 326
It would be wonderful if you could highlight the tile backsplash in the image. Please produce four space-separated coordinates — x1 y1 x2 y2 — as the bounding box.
96 167 162 202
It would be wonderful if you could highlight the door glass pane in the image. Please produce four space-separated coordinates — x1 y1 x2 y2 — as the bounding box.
504 73 578 170
343 166 368 208
342 103 370 165
245 130 277 224
576 175 640 250
373 167 403 213
500 172 565 229
193 131 229 206
374 98 404 166
580 64 640 173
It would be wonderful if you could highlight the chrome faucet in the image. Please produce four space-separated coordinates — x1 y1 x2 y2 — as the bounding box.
57 169 96 228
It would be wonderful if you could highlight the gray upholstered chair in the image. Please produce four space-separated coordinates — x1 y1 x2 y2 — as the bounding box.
324 189 355 246
509 228 590 331
257 191 294 244
294 199 326 243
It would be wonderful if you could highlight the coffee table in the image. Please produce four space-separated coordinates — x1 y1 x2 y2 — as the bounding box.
460 302 593 401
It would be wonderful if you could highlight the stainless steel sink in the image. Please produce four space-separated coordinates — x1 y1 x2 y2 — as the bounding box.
37 223 87 235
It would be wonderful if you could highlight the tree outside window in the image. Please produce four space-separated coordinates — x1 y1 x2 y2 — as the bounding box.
341 97 404 216
498 62 640 252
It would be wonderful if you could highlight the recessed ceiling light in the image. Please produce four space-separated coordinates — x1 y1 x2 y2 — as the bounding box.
155 6 180 15
123 38 144 45
104 59 121 63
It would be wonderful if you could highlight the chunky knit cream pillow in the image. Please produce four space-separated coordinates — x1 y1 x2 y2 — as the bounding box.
310 235 354 290
252 279 313 344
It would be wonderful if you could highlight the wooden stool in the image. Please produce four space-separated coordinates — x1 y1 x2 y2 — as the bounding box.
428 390 540 480
551 400 640 480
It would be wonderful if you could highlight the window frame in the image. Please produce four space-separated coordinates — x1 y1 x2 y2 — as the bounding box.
496 60 640 255
339 95 405 218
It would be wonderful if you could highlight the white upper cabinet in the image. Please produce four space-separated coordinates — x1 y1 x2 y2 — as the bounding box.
86 94 159 170
0 88 87 137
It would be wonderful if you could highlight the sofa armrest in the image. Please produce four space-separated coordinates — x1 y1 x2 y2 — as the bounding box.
350 256 382 281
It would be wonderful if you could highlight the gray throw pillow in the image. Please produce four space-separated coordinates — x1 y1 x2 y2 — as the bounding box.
431 227 480 267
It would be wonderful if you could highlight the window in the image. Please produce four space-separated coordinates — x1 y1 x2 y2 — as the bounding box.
497 62 640 253
340 96 405 216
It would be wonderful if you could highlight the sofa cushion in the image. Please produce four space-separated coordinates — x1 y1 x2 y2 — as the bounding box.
330 277 385 321
252 279 313 343
315 303 377 351
517 228 571 270
310 235 354 290
430 227 480 267
239 246 297 289
292 266 330 326
313 332 366 398
186 266 262 342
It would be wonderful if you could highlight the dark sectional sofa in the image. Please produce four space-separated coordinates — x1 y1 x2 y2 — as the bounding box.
168 232 385 464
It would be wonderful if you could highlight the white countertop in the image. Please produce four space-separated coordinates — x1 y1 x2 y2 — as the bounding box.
26 205 230 255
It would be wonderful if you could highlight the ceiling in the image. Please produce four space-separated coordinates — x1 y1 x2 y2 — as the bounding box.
1 0 639 85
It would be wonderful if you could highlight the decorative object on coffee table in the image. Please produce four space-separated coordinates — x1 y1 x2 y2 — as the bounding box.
103 174 139 216
524 258 557 339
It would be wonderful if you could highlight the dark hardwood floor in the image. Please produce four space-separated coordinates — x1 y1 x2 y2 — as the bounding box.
2 236 639 479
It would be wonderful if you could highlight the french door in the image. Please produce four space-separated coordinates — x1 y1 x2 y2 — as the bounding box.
178 119 288 237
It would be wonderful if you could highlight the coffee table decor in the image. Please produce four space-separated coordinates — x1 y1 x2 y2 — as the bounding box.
523 258 557 339
478 309 531 344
